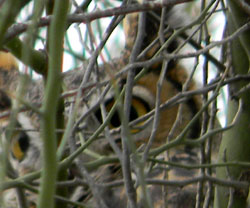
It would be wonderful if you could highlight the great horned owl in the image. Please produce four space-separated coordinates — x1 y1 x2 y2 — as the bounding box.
0 1 221 208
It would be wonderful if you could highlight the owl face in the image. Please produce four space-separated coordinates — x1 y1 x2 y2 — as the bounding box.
63 63 200 156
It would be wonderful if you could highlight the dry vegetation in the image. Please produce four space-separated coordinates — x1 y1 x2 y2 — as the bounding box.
0 0 250 208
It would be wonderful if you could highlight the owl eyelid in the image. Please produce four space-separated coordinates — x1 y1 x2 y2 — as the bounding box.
131 85 155 109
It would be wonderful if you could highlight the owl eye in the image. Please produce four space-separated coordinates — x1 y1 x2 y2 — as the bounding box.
11 131 30 161
95 96 151 130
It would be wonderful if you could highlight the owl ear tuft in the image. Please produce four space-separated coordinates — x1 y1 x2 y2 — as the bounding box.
0 52 19 116
0 51 19 95
0 51 18 71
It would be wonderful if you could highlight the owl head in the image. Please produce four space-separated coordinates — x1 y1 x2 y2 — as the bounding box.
0 1 221 207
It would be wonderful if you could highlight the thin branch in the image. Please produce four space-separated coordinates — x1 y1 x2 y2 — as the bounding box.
4 0 193 42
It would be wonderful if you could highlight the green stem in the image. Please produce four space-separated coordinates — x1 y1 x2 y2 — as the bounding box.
214 1 250 207
37 1 69 208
